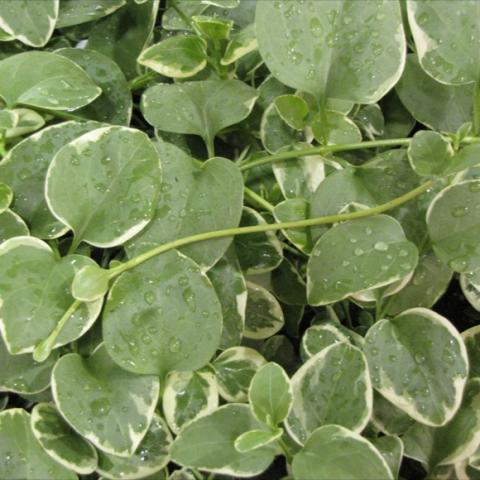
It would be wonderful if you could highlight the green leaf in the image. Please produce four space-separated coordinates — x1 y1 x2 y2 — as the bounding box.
286 342 372 445
162 370 218 434
0 210 28 244
371 391 415 436
300 323 350 361
311 111 362 145
273 198 312 253
31 403 98 474
0 51 101 109
274 95 309 130
292 425 393 480
138 35 207 78
383 250 453 316
0 338 58 394
171 404 276 477
408 130 454 176
462 325 480 377
57 0 126 28
234 207 283 275
364 308 468 426
396 54 473 132
207 245 247 349
71 264 109 302
271 258 307 306
221 24 257 66
0 237 102 354
403 379 480 469
212 346 266 402
4 108 44 139
244 282 284 340
272 147 329 200
0 109 17 129
51 346 160 457
57 48 132 125
0 182 12 213
192 15 233 40
0 0 58 47
370 435 404 479
126 143 243 269
96 413 171 480
427 180 480 272
0 120 101 239
260 103 304 153
249 362 292 426
0 409 76 480
46 126 161 248
103 250 222 377
141 80 257 149
407 0 480 85
234 428 282 453
256 0 405 103
307 215 418 305
87 0 159 79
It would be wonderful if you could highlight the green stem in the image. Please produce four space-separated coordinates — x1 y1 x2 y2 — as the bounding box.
277 436 294 464
39 180 434 361
474 81 480 135
240 136 480 172
108 180 434 280
33 300 82 362
244 186 275 212
206 135 215 158
30 107 86 122
128 71 157 91
240 138 412 171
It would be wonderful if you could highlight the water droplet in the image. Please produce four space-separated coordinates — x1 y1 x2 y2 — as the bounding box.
354 248 364 256
168 336 182 353
144 291 155 305
374 241 388 252
451 206 469 217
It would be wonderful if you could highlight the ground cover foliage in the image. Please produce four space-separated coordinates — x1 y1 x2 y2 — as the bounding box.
1 1 480 479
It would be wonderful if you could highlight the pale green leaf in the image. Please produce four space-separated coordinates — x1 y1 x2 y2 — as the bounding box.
103 250 222 377
72 264 109 302
4 108 44 139
0 409 76 480
244 282 284 340
403 379 480 468
0 0 58 47
57 0 126 28
142 80 257 149
212 346 266 402
249 362 292 426
57 48 132 125
0 121 101 239
221 24 257 65
0 210 29 244
46 126 161 248
370 435 404 479
256 0 405 103
0 237 102 354
234 428 282 453
52 346 160 457
31 403 98 475
126 143 243 269
292 425 393 480
0 339 58 394
0 182 11 213
171 404 276 477
462 325 480 377
311 111 362 145
0 51 101 109
87 0 159 79
138 35 207 78
407 0 480 85
396 54 473 132
274 95 309 130
192 15 233 40
408 130 454 176
285 342 372 445
307 215 418 306
96 413 171 480
364 308 468 426
427 180 480 272
207 246 247 349
234 208 283 275
162 370 218 434
300 323 350 361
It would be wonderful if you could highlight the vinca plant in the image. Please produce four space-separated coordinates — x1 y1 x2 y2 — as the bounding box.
1 0 480 479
